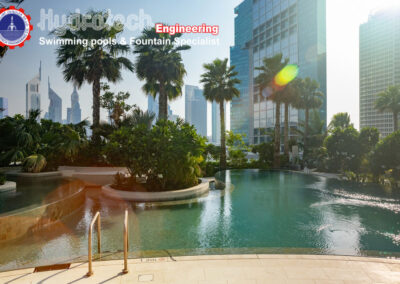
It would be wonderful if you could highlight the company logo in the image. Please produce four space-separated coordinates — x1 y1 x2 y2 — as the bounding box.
0 6 33 49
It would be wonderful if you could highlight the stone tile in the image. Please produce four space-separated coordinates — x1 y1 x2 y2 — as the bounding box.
365 270 400 283
283 266 329 280
315 280 345 284
204 267 246 282
322 268 372 282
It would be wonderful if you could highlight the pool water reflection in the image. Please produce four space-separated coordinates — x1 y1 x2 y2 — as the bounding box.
0 170 399 271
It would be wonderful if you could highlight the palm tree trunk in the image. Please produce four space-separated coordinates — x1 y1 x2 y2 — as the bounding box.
220 102 226 170
394 111 399 132
158 85 168 120
274 101 281 168
284 102 289 157
304 108 309 160
92 78 101 142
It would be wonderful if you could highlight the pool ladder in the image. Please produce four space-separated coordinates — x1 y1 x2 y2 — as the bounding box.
86 210 129 277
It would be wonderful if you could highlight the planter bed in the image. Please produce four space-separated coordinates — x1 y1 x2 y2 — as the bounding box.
102 178 211 202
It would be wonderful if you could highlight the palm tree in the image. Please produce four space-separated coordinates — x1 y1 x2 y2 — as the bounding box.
201 58 240 170
255 54 288 168
133 27 190 120
281 79 301 156
293 77 324 158
55 11 134 141
375 86 400 132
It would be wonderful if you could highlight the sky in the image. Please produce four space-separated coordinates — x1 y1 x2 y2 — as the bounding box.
1 0 399 132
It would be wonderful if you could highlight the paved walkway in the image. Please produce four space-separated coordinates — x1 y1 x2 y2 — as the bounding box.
1 254 400 283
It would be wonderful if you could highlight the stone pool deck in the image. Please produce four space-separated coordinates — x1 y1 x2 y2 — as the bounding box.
1 254 400 283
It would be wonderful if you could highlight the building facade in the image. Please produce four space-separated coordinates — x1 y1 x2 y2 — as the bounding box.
147 95 175 124
212 101 226 145
26 62 41 118
360 8 400 137
47 77 62 123
231 0 327 145
67 86 82 124
185 85 207 137
230 0 253 143
0 97 8 118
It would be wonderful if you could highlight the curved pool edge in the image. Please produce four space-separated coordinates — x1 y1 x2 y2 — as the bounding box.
1 254 399 283
102 178 212 202
0 180 86 243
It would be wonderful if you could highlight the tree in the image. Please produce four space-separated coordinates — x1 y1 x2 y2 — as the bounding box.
133 27 190 120
293 77 324 159
100 83 133 127
370 131 400 183
328 112 352 132
255 54 289 168
281 79 301 156
375 86 400 132
324 126 360 174
55 11 134 141
201 58 240 170
226 131 248 168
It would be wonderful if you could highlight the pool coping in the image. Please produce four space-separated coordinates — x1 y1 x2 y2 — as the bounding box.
1 254 399 283
102 178 212 202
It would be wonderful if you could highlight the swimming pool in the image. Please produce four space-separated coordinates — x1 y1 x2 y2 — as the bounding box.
0 170 399 271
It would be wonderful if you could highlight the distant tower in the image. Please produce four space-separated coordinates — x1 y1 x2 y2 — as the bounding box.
26 62 41 119
67 85 81 124
185 85 207 137
7 16 17 31
48 77 62 123
360 8 400 137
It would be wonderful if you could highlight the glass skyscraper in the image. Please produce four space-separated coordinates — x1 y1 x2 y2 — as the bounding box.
48 77 62 123
0 97 8 118
26 62 41 119
231 0 326 145
67 86 82 124
185 85 207 137
359 8 400 137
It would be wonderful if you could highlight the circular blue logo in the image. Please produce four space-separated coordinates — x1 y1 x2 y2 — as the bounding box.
0 9 30 47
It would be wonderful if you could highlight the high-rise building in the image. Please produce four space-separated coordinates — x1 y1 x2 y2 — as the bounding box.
212 101 226 145
26 62 41 118
147 95 175 124
67 86 82 124
0 97 8 118
47 77 62 123
360 8 400 137
230 0 252 144
185 85 207 137
231 0 327 145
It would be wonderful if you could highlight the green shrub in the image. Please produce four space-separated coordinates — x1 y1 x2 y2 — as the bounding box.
22 155 47 173
105 119 205 191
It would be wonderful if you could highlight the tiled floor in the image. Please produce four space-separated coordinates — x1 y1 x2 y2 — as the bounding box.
0 254 400 283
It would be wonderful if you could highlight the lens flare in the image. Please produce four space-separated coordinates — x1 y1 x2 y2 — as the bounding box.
274 65 299 87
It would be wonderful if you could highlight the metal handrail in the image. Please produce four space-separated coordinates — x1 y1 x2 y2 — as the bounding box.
87 211 101 277
122 209 129 274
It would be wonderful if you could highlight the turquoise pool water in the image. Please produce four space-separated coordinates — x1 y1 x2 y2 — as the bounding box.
0 170 399 271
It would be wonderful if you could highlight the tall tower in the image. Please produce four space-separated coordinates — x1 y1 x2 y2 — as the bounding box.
48 77 62 123
231 0 327 145
360 8 400 137
67 86 82 124
26 62 41 118
185 85 207 137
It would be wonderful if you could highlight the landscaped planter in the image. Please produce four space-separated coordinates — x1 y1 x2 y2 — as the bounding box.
58 166 128 187
0 181 16 193
102 178 211 202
